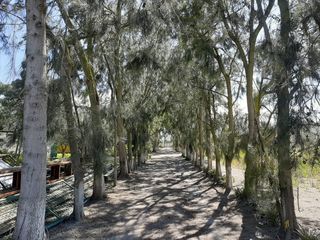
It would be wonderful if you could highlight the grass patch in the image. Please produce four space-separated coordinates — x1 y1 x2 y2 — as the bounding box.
296 226 320 240
261 207 279 226
295 162 320 179
232 150 246 169
293 162 320 189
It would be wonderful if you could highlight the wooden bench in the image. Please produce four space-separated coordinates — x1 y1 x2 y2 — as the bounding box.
0 167 21 190
47 160 72 180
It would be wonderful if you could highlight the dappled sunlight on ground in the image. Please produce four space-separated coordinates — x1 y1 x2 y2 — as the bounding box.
49 148 277 240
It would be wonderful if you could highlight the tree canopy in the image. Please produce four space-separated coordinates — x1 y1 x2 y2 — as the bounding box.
0 0 320 239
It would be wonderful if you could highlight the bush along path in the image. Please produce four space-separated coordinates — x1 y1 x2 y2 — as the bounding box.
49 148 277 240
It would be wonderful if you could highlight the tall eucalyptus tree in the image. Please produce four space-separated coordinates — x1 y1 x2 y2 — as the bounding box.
218 0 275 198
56 0 106 200
14 0 47 239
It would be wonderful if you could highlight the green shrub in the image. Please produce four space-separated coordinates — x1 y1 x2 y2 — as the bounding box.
264 208 279 226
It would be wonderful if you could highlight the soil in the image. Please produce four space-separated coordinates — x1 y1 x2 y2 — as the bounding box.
226 165 320 232
49 148 318 239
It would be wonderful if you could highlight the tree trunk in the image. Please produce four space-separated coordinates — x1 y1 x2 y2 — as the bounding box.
210 94 222 177
152 131 159 152
187 144 192 160
137 142 142 167
127 130 133 173
225 72 235 190
277 0 297 237
190 145 195 164
195 148 198 167
219 0 275 198
14 134 21 159
205 91 212 171
61 57 84 221
191 147 196 164
132 129 138 170
198 103 204 168
116 114 128 178
183 145 187 159
113 0 128 179
91 109 106 200
56 0 106 200
213 48 235 189
243 53 259 198
14 1 47 239
215 146 222 178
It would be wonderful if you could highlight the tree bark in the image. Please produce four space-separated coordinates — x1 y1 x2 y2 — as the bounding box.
225 73 235 190
137 130 142 167
277 0 297 237
113 0 129 178
116 103 128 178
91 110 105 200
14 1 47 239
219 0 275 198
213 48 235 190
243 67 258 198
198 103 204 168
127 129 133 173
210 94 222 177
56 0 106 200
61 55 84 222
205 91 212 171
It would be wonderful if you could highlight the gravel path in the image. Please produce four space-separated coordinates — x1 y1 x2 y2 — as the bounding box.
49 148 277 240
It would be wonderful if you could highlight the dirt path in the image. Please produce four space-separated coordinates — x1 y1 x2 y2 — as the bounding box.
49 148 276 240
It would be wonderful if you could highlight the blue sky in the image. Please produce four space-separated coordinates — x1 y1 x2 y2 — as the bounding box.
0 22 25 84
0 48 24 83
0 3 26 84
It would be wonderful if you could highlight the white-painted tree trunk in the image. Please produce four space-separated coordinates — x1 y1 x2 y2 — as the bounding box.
14 1 47 239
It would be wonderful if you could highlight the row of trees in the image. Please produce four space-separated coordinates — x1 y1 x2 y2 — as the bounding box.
169 1 319 239
0 0 319 239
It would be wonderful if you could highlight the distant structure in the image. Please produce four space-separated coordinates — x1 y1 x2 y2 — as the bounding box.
0 157 13 191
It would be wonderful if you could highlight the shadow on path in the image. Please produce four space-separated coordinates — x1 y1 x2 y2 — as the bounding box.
49 148 277 240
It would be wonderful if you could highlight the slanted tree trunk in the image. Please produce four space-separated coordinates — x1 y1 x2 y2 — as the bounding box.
56 0 106 200
61 54 84 221
277 0 297 237
14 1 47 238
